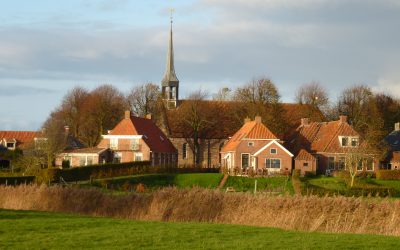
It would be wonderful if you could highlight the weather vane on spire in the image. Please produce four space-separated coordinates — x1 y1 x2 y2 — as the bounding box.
170 8 175 23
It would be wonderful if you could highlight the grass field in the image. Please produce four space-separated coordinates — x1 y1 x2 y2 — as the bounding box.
223 175 294 194
1 209 400 249
91 173 224 190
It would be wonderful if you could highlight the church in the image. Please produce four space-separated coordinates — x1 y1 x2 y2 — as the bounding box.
157 17 325 168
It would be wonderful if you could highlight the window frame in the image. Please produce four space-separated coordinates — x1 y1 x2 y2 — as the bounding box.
265 158 281 169
270 148 277 154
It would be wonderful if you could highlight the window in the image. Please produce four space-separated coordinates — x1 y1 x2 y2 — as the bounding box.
6 142 15 149
328 157 335 170
79 156 86 166
241 154 250 169
266 158 281 169
351 138 359 147
130 139 139 150
135 153 143 161
270 148 277 154
303 162 308 167
113 153 122 163
110 138 118 150
87 156 94 166
248 142 254 147
337 157 345 170
341 137 348 147
366 158 374 171
357 161 363 171
182 143 188 159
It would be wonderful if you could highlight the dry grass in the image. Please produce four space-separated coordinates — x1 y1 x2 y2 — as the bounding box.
1 185 400 236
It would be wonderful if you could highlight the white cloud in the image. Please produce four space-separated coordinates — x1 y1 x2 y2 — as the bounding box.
372 78 400 98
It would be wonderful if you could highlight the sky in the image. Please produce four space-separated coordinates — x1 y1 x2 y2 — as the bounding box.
1 0 400 130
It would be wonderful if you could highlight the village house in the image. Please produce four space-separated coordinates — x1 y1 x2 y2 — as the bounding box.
286 116 376 176
97 111 177 166
382 122 400 170
55 147 112 168
220 116 293 175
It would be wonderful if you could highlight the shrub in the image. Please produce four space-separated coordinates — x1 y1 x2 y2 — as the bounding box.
42 162 220 183
376 170 400 180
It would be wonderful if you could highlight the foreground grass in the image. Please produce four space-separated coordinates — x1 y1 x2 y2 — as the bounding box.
90 173 224 190
1 210 400 249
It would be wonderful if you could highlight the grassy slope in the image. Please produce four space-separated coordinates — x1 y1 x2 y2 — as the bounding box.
1 210 400 250
224 176 294 194
92 173 224 189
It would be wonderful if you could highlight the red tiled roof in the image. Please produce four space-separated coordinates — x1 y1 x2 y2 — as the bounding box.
286 118 360 155
108 115 177 153
295 149 317 161
221 120 277 152
0 131 42 149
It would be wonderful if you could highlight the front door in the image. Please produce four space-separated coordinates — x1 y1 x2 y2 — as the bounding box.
241 154 250 170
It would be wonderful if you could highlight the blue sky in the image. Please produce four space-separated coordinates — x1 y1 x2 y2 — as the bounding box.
1 0 400 130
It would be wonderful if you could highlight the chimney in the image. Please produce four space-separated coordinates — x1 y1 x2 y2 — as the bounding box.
125 110 131 119
395 122 400 131
64 126 70 135
254 116 262 123
339 115 347 123
301 118 309 126
146 114 152 120
244 117 251 124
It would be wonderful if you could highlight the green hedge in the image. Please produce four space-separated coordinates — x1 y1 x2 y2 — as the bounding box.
40 161 220 183
303 182 397 197
376 170 400 180
0 176 35 185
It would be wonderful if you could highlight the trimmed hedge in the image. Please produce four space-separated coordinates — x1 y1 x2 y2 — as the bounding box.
303 182 397 197
40 161 220 183
376 170 400 180
0 176 35 185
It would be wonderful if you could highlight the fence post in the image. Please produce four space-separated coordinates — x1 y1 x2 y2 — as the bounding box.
254 179 257 194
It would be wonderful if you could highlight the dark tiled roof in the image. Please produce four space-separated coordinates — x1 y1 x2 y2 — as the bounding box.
384 130 400 152
164 100 325 139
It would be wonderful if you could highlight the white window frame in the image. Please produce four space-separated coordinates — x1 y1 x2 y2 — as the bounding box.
241 153 250 169
110 138 118 150
265 158 281 169
135 152 143 161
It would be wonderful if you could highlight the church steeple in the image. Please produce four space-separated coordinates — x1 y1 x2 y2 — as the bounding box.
161 9 179 109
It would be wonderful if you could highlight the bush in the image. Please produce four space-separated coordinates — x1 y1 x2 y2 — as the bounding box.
376 170 400 180
42 162 220 183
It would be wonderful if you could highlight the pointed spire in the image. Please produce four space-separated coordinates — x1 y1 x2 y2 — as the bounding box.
161 10 179 87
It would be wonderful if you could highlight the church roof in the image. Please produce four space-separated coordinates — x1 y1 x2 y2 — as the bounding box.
161 20 179 87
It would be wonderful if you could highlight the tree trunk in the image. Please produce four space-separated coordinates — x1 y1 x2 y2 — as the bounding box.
350 175 355 188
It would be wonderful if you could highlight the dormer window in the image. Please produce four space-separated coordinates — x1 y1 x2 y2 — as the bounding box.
340 136 359 147
6 142 15 149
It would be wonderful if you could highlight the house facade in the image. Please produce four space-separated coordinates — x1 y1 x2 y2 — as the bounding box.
220 116 293 175
97 111 177 166
56 148 112 168
286 116 376 176
382 122 400 169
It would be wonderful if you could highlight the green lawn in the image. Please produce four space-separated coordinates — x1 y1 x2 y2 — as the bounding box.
305 176 348 191
223 176 294 194
1 210 400 249
91 173 224 190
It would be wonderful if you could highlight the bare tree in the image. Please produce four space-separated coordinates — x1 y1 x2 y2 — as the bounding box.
212 87 232 101
295 81 329 109
127 82 160 117
344 146 374 188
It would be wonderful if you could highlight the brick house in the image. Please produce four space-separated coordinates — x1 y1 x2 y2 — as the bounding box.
382 122 400 169
55 148 113 167
97 111 177 166
220 116 293 175
286 116 376 176
0 131 44 151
